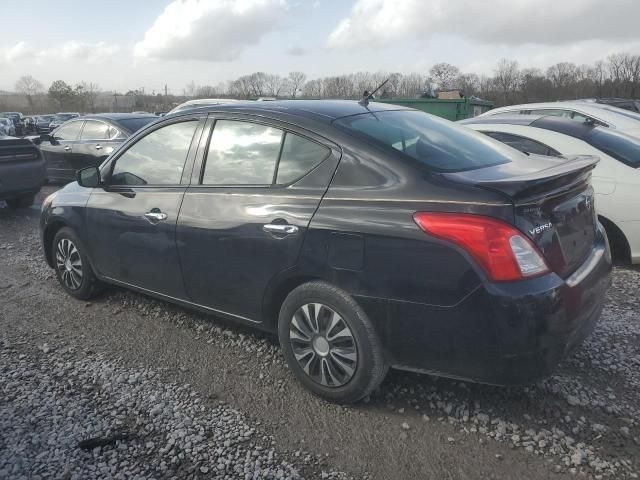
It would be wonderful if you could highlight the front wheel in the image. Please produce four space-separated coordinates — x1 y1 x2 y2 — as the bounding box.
278 281 388 403
52 227 103 300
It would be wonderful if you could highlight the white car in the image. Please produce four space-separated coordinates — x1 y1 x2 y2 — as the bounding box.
478 101 640 139
460 115 640 264
0 117 16 136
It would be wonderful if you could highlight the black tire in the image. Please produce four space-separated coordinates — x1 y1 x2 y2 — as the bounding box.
278 281 388 403
6 194 35 209
51 227 103 300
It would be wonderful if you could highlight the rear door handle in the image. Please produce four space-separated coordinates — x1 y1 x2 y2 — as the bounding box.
144 211 168 222
263 224 299 235
63 146 71 151
95 144 102 150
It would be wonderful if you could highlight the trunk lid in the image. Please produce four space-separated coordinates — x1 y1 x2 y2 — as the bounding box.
445 155 599 278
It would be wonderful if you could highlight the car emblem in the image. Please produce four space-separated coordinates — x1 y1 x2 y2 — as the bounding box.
529 222 553 236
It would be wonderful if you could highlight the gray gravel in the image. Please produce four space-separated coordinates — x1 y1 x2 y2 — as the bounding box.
0 336 353 479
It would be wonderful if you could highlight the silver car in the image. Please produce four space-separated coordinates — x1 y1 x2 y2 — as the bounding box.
0 117 16 136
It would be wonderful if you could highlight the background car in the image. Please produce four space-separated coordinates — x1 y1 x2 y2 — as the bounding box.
0 137 46 208
35 115 56 134
0 112 25 135
38 113 158 183
40 101 611 403
461 114 640 265
48 112 81 131
0 117 16 136
480 101 640 138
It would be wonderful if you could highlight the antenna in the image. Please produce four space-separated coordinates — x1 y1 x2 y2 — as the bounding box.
358 77 390 106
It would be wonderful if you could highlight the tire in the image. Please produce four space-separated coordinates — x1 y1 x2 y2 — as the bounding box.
51 227 103 300
6 194 35 209
278 281 388 403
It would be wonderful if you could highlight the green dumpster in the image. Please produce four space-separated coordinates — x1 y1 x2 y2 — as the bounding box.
376 97 493 121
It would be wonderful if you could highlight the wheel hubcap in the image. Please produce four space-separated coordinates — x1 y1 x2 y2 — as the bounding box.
55 238 83 290
289 303 357 387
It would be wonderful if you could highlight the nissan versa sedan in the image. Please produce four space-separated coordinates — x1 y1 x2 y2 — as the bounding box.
38 113 158 183
40 101 612 403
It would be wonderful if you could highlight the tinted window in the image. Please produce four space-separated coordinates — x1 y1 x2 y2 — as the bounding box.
276 133 330 184
335 110 515 172
80 120 110 140
483 131 560 156
586 128 640 168
110 121 197 185
53 121 83 141
202 120 282 185
117 117 156 134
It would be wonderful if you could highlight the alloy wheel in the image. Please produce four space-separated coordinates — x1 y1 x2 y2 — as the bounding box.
289 303 358 387
55 238 83 290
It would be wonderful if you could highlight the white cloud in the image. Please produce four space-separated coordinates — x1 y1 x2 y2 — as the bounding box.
1 41 119 64
327 0 640 48
1 42 38 62
134 0 288 62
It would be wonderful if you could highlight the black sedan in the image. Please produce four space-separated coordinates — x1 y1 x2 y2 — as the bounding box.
37 113 158 183
40 101 611 403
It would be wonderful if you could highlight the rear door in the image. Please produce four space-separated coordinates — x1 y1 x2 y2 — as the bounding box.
85 116 204 298
177 115 340 322
74 120 121 169
41 120 84 183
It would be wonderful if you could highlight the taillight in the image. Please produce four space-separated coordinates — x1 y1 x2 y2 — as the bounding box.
413 212 549 282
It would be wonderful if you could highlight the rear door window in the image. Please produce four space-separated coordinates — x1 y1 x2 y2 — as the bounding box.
276 133 330 184
53 121 83 141
81 120 110 140
202 120 283 185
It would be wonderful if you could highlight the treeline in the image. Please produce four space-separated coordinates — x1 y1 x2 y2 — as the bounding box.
3 53 640 114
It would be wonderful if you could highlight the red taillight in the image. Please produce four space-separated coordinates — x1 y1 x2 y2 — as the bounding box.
413 212 550 282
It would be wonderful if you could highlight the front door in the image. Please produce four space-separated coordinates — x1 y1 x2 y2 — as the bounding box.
73 119 122 170
85 118 203 298
177 117 340 322
41 120 84 183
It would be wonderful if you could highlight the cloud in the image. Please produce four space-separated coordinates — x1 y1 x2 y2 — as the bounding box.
134 0 288 62
287 46 307 56
1 42 38 62
327 0 640 48
1 41 119 64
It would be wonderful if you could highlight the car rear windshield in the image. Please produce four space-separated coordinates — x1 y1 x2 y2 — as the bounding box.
333 110 514 172
586 128 640 168
116 117 156 134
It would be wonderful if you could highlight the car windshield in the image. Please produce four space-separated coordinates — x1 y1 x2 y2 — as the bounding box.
586 128 640 168
116 117 156 133
334 110 514 172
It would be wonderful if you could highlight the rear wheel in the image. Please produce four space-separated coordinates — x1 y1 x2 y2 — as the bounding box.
6 194 35 209
278 281 388 403
52 227 103 299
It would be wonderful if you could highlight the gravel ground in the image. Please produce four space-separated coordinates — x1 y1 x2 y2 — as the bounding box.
0 187 639 479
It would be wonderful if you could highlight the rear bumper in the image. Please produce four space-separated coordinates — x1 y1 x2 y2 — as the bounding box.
364 225 612 385
0 159 46 200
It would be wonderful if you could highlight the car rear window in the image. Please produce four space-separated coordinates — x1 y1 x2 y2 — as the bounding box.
334 110 515 172
117 117 156 134
585 128 640 168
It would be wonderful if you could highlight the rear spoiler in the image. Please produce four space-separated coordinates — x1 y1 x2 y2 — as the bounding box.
444 155 599 199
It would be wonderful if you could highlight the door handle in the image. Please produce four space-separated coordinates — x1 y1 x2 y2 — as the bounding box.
95 144 102 150
144 211 168 222
263 223 299 235
64 146 71 151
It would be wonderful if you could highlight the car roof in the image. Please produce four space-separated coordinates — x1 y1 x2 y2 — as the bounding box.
167 99 410 124
462 114 598 140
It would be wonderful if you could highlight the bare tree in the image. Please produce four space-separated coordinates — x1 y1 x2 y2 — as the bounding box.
15 75 44 109
429 63 461 90
494 59 520 103
248 72 268 97
302 79 324 98
78 81 100 112
264 74 285 97
287 71 306 98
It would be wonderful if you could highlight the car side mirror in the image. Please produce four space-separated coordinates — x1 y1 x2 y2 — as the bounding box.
77 166 101 188
40 133 56 144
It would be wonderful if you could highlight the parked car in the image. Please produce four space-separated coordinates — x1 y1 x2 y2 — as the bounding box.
0 112 25 135
0 137 46 208
0 117 16 136
40 101 611 403
461 114 640 265
35 115 56 134
578 98 640 113
37 113 158 183
168 98 239 114
48 112 81 131
480 101 640 138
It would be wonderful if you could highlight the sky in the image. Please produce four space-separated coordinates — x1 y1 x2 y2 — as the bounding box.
1 0 640 94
